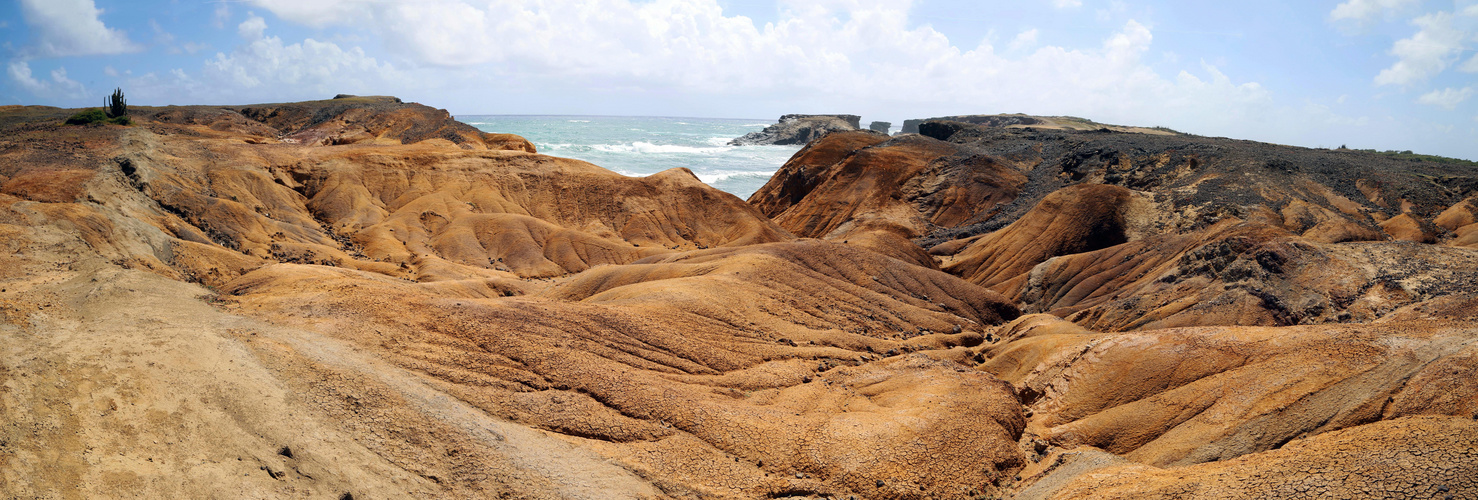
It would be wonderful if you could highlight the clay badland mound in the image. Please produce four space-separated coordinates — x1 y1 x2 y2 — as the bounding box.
753 121 1478 330
4 99 1478 499
745 117 1478 497
2 98 1024 499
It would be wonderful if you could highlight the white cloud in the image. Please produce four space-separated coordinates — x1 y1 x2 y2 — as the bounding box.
1374 12 1468 86
110 13 404 106
226 0 1281 142
245 0 368 27
49 67 86 98
1416 87 1474 109
204 16 402 100
1009 29 1039 51
214 4 232 29
1330 0 1418 22
1095 0 1127 22
7 61 87 98
17 0 142 57
151 19 174 46
122 69 203 104
1052 0 1082 9
8 61 47 94
238 14 268 41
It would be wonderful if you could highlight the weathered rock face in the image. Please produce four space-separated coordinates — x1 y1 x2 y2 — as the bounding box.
756 122 1478 290
739 115 1478 496
748 131 1028 245
1018 416 1478 499
149 95 537 152
941 183 1137 290
903 115 1041 135
2 99 1032 500
984 319 1478 462
985 318 1478 499
729 114 866 146
901 118 924 134
868 121 891 134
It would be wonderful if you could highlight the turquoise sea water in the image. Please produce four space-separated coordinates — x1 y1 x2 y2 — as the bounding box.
458 116 799 199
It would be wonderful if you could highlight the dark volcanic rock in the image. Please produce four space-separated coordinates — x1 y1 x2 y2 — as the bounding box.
902 115 1042 134
917 121 976 142
752 117 1478 329
901 119 924 134
869 121 892 134
730 114 865 146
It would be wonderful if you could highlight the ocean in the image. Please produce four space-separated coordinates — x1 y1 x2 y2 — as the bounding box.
458 115 799 199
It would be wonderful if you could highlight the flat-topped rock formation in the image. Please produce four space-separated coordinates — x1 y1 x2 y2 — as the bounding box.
4 98 1476 499
150 95 537 151
900 114 1181 136
729 113 866 146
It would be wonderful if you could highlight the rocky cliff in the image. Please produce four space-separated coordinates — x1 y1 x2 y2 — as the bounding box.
3 101 1476 500
901 114 1179 136
729 113 866 145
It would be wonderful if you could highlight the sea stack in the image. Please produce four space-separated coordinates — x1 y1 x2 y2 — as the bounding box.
729 114 862 145
869 121 892 134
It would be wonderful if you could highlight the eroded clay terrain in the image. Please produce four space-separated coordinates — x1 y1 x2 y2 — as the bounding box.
2 99 1475 499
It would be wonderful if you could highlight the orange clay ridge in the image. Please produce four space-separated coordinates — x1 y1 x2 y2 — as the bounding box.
2 97 1476 499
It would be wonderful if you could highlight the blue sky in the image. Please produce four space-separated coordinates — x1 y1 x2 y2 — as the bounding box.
2 0 1476 159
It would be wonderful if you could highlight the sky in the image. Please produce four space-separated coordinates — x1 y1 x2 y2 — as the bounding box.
2 0 1477 160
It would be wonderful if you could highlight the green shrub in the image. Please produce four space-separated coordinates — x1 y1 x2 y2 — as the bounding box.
63 108 133 126
64 108 107 125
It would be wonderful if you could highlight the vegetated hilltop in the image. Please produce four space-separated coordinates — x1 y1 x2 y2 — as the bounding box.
2 99 1475 500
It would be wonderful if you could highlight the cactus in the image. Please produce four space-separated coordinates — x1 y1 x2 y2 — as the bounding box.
106 88 127 118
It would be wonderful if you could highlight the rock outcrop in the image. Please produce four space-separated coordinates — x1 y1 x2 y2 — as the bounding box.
752 120 1477 260
868 121 892 134
729 114 864 146
149 95 536 151
900 114 1180 136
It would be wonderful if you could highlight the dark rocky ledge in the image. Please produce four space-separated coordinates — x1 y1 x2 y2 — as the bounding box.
730 114 868 146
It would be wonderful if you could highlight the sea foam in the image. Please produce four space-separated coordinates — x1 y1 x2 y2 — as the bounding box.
458 115 797 198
